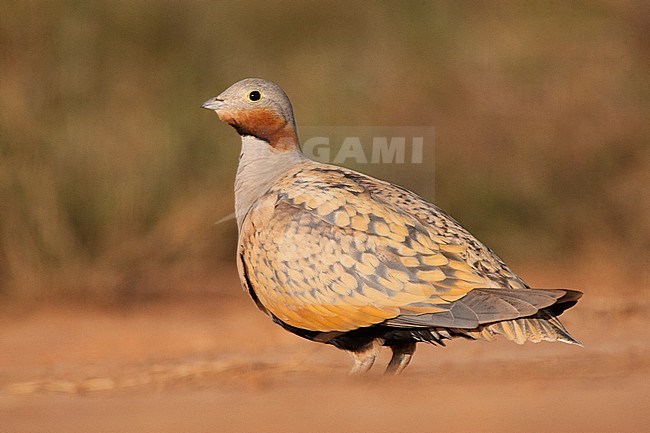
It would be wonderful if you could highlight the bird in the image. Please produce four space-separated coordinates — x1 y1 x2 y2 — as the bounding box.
202 78 582 375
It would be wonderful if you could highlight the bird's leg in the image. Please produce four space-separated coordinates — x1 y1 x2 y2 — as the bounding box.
385 342 417 375
348 338 383 375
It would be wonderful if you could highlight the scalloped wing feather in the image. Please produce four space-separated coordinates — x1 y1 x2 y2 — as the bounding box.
238 164 548 333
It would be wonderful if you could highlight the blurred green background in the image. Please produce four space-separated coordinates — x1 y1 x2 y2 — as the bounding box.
1 1 648 303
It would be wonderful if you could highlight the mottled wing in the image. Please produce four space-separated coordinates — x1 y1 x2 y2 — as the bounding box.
344 168 530 290
239 166 507 333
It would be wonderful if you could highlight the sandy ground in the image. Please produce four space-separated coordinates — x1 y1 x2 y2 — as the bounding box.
1 266 649 433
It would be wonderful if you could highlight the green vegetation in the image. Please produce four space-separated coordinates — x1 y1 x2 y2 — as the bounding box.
1 1 648 301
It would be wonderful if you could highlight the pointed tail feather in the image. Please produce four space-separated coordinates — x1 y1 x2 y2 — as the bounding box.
387 287 582 345
478 308 582 346
468 289 582 345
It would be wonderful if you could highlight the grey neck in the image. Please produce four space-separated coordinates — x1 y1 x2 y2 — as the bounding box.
234 135 307 230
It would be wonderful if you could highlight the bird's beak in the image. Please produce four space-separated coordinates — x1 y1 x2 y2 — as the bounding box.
201 97 224 111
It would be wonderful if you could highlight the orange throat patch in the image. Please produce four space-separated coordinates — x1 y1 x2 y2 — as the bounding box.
218 107 298 151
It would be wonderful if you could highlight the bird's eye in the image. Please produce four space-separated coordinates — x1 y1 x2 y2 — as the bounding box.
247 90 262 102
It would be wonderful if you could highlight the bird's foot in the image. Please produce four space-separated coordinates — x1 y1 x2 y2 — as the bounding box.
385 342 416 375
348 339 383 375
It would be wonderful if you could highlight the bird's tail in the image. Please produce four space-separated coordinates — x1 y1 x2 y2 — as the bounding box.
474 312 581 345
467 289 582 345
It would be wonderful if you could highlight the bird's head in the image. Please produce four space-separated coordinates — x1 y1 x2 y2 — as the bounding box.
202 78 299 151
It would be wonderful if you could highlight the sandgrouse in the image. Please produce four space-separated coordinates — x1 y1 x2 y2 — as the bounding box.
202 78 581 375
